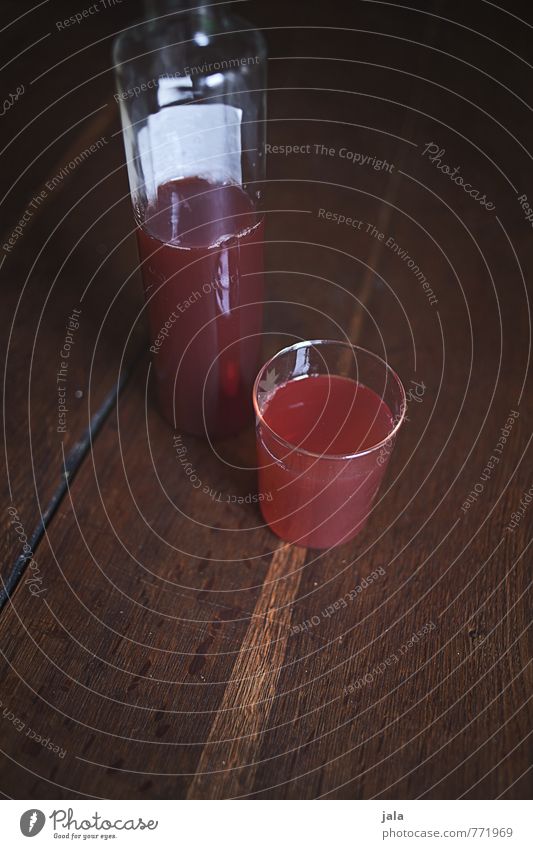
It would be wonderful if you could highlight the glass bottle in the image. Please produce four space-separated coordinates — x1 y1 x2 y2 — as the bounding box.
113 2 267 438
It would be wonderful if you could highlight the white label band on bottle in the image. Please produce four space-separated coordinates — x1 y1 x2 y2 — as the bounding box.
138 100 243 198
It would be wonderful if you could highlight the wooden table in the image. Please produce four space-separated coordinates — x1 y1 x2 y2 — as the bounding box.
1 0 531 799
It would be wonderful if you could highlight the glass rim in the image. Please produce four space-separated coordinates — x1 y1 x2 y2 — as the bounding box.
252 339 407 461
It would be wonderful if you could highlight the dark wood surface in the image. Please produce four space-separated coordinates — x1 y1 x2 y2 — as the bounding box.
1 0 531 799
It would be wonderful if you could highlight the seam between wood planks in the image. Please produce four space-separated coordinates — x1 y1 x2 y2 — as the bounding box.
1 361 137 612
1 107 131 612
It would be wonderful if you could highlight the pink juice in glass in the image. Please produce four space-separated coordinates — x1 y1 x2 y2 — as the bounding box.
255 360 403 549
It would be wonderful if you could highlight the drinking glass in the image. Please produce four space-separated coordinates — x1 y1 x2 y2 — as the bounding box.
254 340 406 549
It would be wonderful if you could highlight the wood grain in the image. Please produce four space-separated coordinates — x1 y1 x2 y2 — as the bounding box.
0 0 531 801
187 544 306 799
0 66 144 596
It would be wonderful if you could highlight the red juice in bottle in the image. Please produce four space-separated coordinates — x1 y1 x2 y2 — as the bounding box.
256 374 395 548
136 177 264 438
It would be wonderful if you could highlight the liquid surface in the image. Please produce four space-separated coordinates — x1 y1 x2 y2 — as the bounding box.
142 177 259 248
137 177 264 438
261 374 394 455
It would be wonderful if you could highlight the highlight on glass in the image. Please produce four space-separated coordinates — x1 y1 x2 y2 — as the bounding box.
113 3 267 438
254 340 407 549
